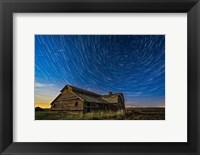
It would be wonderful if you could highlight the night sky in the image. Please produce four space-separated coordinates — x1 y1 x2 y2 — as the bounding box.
35 35 165 108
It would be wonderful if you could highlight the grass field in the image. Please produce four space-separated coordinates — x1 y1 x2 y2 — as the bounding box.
35 107 165 120
125 107 165 120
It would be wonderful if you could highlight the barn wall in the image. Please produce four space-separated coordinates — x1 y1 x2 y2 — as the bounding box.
118 96 124 108
83 102 109 112
117 96 126 114
83 102 120 112
51 90 84 111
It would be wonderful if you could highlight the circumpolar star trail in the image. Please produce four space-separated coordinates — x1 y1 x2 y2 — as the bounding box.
35 35 165 107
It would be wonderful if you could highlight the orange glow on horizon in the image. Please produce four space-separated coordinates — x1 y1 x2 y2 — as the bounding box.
35 96 55 108
35 103 51 108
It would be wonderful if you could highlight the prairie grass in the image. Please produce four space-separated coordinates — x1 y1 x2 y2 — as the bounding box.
35 108 165 120
35 110 125 120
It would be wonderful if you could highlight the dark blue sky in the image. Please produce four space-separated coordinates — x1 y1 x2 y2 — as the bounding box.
35 35 165 107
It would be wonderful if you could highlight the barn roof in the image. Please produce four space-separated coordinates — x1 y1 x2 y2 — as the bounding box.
102 93 123 103
61 85 100 96
74 91 108 104
51 85 124 105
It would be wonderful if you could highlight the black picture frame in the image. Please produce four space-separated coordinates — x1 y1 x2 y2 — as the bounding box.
0 0 200 154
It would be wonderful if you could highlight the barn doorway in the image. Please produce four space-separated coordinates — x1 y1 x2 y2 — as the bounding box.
86 102 91 112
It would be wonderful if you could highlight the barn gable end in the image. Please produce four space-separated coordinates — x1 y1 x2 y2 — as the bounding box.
51 89 84 111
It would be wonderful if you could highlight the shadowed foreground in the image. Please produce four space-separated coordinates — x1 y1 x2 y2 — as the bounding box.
35 107 165 120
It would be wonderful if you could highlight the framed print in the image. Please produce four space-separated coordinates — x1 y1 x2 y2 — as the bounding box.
0 0 200 155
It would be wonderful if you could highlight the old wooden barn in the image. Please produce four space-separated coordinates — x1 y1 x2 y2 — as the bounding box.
50 85 125 113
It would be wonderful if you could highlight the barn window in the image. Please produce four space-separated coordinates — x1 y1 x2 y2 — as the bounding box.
75 102 78 106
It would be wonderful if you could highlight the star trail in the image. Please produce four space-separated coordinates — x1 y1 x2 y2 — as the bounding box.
35 35 165 108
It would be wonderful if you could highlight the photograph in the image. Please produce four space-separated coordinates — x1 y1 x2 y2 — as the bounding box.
35 35 165 120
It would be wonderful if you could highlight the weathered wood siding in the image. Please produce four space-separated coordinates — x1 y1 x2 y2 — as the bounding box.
118 96 125 109
51 89 84 111
83 102 108 112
